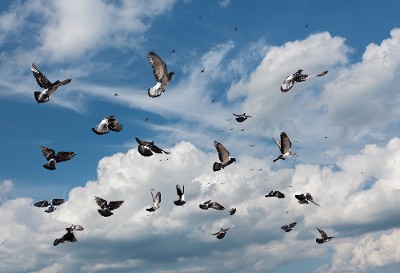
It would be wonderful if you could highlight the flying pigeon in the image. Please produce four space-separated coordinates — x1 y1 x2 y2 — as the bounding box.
33 198 65 213
95 196 124 217
280 69 328 92
31 63 72 103
212 225 234 239
233 113 251 123
265 190 285 199
53 224 84 246
316 227 334 244
147 51 175 98
213 140 236 171
173 184 186 206
92 115 123 135
272 132 296 162
135 137 170 157
281 222 297 232
229 208 236 215
295 192 320 206
146 191 161 212
199 200 225 210
40 146 76 170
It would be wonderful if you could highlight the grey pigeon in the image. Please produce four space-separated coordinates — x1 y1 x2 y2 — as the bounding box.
146 191 161 212
31 63 71 103
265 190 285 199
233 113 251 123
229 208 236 215
316 227 334 244
281 222 297 232
199 200 225 210
213 140 236 171
53 224 84 246
295 192 320 206
173 184 186 206
92 115 123 135
40 146 75 170
212 225 234 239
147 51 175 98
34 198 65 213
280 69 328 92
135 137 170 157
272 132 296 162
95 196 124 217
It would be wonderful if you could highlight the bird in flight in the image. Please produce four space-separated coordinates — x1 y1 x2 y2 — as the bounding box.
147 51 175 98
92 115 123 135
295 192 320 206
40 146 76 170
146 191 161 212
265 190 285 199
316 227 334 244
199 200 225 210
280 69 328 92
95 196 124 217
33 198 65 213
135 137 170 157
53 224 84 246
272 132 296 162
213 140 236 171
281 222 297 232
233 113 252 123
173 184 186 206
212 225 234 239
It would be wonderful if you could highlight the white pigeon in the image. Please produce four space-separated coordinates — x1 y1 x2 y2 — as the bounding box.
280 69 328 92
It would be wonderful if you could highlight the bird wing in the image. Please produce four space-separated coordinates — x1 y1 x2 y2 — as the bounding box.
288 222 297 228
176 184 184 197
51 199 65 206
209 201 224 210
275 191 285 198
154 192 161 206
280 132 292 154
73 225 84 231
281 225 289 230
34 200 49 207
135 137 144 145
31 63 52 88
48 79 71 96
55 152 76 163
317 227 328 239
148 51 169 82
295 194 305 201
214 141 230 163
40 146 55 160
108 201 124 211
95 196 107 208
150 143 170 154
107 116 123 132
272 137 281 150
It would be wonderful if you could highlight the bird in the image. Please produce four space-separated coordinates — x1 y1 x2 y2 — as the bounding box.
114 93 119 96
281 222 297 232
233 113 252 123
31 63 72 103
146 191 161 212
200 68 205 73
212 225 234 239
33 198 65 213
272 132 296 162
147 51 175 98
265 190 285 199
280 69 328 92
316 227 334 244
171 49 176 53
53 225 84 246
135 137 170 157
40 146 76 170
234 27 238 31
213 140 236 171
95 196 124 217
295 192 320 206
199 200 225 210
92 115 123 135
173 184 186 206
229 208 236 215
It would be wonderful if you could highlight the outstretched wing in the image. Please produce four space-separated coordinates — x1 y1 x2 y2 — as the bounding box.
154 192 161 207
288 222 297 229
214 141 230 163
176 184 184 197
148 52 169 82
108 201 124 211
209 201 224 210
317 227 328 239
51 199 65 206
40 146 55 160
95 196 107 208
272 137 281 150
55 152 76 163
31 63 52 88
280 132 292 154
34 200 49 207
150 143 170 154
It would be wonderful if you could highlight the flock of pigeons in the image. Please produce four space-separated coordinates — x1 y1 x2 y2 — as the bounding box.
31 51 333 245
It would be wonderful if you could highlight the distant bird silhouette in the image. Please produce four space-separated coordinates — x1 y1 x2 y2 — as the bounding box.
201 68 205 73
147 51 174 98
295 192 320 206
233 113 251 123
95 196 124 217
31 63 71 103
114 93 119 96
234 27 238 31
135 137 170 157
199 200 225 210
146 191 161 212
280 69 328 92
229 208 236 215
265 190 285 199
281 222 297 232
34 198 65 213
198 15 202 20
53 225 83 246
171 49 176 53
40 146 75 170
212 225 234 239
173 184 186 206
316 227 334 244
92 115 123 135
213 140 236 171
272 132 296 162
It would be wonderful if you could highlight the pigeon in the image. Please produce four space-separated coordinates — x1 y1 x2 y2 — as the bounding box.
229 208 236 215
295 193 320 206
199 200 225 210
33 198 65 213
281 222 297 232
212 225 234 239
40 146 76 170
265 190 285 199
135 137 170 157
53 225 84 246
316 227 334 244
201 68 205 73
272 132 296 162
92 115 123 135
213 140 236 171
147 51 175 98
31 63 72 103
95 196 124 217
233 113 251 123
280 69 328 92
146 191 161 212
173 184 186 206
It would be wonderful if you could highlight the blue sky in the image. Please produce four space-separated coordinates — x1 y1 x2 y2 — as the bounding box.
1 0 400 272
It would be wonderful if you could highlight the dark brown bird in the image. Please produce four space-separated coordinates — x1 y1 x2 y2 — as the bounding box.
265 190 285 199
53 225 84 246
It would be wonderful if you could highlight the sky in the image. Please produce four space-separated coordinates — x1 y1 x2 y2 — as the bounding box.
1 0 400 272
